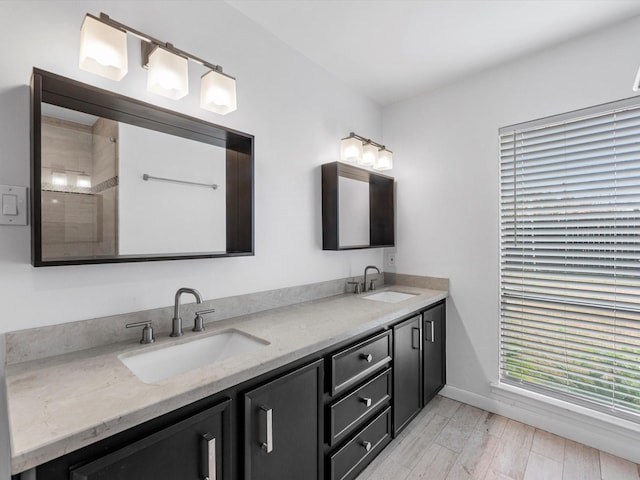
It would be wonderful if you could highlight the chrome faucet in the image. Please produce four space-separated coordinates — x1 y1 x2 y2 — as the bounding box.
171 287 203 337
363 265 380 292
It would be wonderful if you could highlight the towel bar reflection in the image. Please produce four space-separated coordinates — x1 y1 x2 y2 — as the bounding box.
142 173 219 190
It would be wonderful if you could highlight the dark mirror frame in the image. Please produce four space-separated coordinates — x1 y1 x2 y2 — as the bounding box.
321 161 395 250
30 68 254 267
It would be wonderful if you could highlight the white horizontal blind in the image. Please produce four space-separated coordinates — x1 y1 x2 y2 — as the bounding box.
499 99 640 419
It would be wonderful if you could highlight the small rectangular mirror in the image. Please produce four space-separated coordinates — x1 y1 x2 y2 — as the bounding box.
31 69 254 266
322 162 394 250
338 176 369 247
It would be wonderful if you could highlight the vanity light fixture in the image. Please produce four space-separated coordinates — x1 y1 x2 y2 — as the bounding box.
79 13 237 113
340 132 393 171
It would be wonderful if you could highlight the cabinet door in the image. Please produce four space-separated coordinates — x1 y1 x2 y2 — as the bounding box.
393 315 422 435
423 301 446 404
244 359 323 480
70 397 232 480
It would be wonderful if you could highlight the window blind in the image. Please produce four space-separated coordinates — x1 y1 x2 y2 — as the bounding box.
499 97 640 420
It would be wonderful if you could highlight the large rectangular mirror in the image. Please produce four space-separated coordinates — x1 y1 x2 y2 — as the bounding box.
321 162 394 250
31 69 253 266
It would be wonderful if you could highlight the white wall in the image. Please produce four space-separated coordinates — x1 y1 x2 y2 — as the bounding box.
383 16 640 461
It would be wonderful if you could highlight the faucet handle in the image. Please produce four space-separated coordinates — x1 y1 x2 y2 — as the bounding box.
193 308 216 332
126 321 155 344
347 281 362 294
369 279 378 291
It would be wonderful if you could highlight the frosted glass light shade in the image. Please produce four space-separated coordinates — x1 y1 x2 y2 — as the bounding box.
360 142 378 167
340 137 363 163
79 15 128 81
374 148 393 171
147 46 189 100
200 70 237 115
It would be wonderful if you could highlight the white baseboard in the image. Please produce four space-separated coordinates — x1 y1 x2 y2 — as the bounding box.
439 384 640 464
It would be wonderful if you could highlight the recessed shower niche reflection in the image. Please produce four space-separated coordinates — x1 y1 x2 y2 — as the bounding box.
40 104 226 261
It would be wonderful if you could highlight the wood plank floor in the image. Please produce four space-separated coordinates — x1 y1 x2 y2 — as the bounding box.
357 396 640 480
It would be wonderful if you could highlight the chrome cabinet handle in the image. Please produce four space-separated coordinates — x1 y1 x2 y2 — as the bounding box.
360 397 372 407
412 327 421 350
201 433 216 480
362 440 372 452
425 320 435 343
361 353 373 362
260 406 273 453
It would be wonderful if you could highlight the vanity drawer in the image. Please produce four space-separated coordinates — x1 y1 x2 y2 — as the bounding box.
328 368 391 446
328 407 392 480
330 330 392 396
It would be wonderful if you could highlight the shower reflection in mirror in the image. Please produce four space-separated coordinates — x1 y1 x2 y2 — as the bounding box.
40 103 226 261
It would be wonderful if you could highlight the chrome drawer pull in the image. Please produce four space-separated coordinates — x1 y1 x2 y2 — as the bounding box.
360 397 372 407
260 406 273 453
362 440 372 452
201 433 216 480
360 353 373 362
412 327 421 350
425 320 435 343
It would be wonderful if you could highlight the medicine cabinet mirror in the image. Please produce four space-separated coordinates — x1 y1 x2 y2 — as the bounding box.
321 162 394 250
31 68 253 266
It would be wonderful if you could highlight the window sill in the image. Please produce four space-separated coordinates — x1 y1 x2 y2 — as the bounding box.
490 382 640 437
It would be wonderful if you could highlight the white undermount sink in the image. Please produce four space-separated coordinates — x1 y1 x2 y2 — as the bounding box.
119 329 269 384
363 290 418 303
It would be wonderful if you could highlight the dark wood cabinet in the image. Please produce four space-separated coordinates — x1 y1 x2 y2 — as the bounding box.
243 360 324 480
325 330 393 479
393 315 422 435
69 397 232 480
31 69 255 267
423 301 446 404
321 162 395 250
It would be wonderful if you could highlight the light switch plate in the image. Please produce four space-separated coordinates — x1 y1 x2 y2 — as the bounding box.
0 185 28 225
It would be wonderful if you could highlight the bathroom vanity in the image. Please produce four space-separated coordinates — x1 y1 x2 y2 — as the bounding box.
6 280 447 480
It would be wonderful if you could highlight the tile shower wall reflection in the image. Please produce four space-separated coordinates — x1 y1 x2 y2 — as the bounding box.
39 102 227 261
41 114 118 259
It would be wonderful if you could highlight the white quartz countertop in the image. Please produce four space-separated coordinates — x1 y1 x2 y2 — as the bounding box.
6 286 447 474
